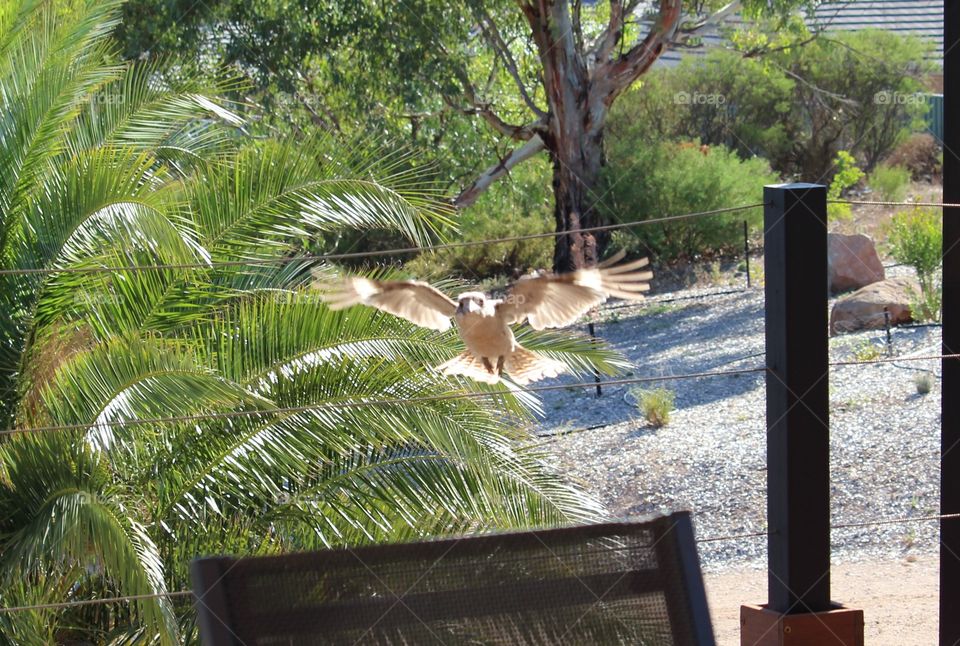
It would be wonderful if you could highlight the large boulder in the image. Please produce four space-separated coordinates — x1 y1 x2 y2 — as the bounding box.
830 276 920 335
828 233 885 294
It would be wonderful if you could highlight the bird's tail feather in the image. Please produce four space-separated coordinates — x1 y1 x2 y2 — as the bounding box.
437 351 501 384
504 345 567 385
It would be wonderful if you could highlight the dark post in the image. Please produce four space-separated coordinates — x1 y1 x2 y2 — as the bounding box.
587 321 602 397
744 220 751 288
763 184 831 613
190 557 238 646
884 309 892 357
941 0 960 642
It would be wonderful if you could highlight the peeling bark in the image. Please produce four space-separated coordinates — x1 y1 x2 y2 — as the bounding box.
459 0 682 270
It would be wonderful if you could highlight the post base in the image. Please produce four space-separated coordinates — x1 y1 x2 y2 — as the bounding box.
740 603 864 646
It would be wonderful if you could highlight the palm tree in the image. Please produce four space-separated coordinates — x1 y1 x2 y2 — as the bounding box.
0 1 627 642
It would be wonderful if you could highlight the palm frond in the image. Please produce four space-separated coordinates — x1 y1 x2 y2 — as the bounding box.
513 326 634 377
67 59 243 163
29 334 271 452
0 434 179 644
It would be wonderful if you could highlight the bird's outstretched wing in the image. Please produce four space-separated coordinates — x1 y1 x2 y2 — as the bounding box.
498 251 652 330
321 277 458 331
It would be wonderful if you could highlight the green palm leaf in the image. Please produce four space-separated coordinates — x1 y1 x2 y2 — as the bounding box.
0 2 625 643
0 434 178 644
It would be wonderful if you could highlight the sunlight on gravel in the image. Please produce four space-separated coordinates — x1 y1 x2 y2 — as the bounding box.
532 285 941 570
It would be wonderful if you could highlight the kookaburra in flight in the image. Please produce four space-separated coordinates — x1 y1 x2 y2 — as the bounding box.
322 251 652 385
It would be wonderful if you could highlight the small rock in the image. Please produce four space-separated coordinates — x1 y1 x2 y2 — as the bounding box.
828 233 885 294
830 276 920 335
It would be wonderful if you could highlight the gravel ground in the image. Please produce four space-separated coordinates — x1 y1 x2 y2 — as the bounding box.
531 278 942 570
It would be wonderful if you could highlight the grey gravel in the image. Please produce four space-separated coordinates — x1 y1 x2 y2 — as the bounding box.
530 282 941 570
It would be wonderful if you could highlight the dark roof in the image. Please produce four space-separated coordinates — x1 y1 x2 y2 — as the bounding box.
651 0 943 68
812 0 943 61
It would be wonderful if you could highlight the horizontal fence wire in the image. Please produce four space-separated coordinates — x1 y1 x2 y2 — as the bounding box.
0 202 766 277
0 195 951 618
831 353 958 367
3 513 959 616
3 353 958 439
0 367 768 438
829 199 960 208
0 590 193 614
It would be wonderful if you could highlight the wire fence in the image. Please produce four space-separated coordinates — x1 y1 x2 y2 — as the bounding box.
3 197 955 278
2 195 954 619
3 512 957 615
3 353 955 439
0 202 766 277
830 199 960 208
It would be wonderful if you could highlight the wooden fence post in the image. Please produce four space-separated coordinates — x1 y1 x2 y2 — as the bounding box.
740 183 863 645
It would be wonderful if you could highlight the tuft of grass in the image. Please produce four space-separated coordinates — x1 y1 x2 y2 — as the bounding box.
901 528 917 550
852 339 884 362
632 387 676 427
915 372 934 395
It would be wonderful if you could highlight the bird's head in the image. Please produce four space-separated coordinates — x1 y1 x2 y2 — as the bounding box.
456 292 487 315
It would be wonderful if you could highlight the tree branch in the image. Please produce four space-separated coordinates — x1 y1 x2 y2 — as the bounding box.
475 7 546 118
444 61 539 140
453 135 546 209
442 94 540 140
599 0 682 100
593 0 624 65
677 0 740 33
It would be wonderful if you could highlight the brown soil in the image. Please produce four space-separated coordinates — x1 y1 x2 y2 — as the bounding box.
704 556 938 645
831 182 943 242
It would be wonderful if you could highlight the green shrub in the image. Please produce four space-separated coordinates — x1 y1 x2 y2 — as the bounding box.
886 205 942 321
633 387 676 427
915 372 934 395
600 141 777 262
827 151 865 222
405 157 554 280
852 339 884 362
869 163 911 202
609 30 932 179
609 49 794 164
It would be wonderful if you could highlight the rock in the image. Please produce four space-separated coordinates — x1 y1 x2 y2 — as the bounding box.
828 233 885 294
830 276 920 335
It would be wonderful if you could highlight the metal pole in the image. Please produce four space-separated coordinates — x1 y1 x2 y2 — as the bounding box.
588 321 602 398
744 220 751 288
884 309 893 357
764 183 831 613
941 0 960 641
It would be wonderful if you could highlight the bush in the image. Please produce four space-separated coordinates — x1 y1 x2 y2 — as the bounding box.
827 151 865 222
610 30 932 179
405 157 554 280
852 339 884 362
915 372 934 395
600 140 777 262
869 163 911 201
886 205 942 321
884 133 942 181
611 49 794 163
775 29 933 177
633 387 676 427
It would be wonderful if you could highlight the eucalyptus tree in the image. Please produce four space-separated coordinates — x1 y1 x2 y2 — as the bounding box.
0 0 623 642
119 0 808 271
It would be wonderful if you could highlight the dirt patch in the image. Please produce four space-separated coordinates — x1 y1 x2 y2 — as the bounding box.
832 182 943 244
704 556 938 645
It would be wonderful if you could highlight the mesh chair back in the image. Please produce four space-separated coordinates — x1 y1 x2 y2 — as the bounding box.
192 511 714 645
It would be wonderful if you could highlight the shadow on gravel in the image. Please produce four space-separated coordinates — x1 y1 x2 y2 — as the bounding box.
535 290 767 434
